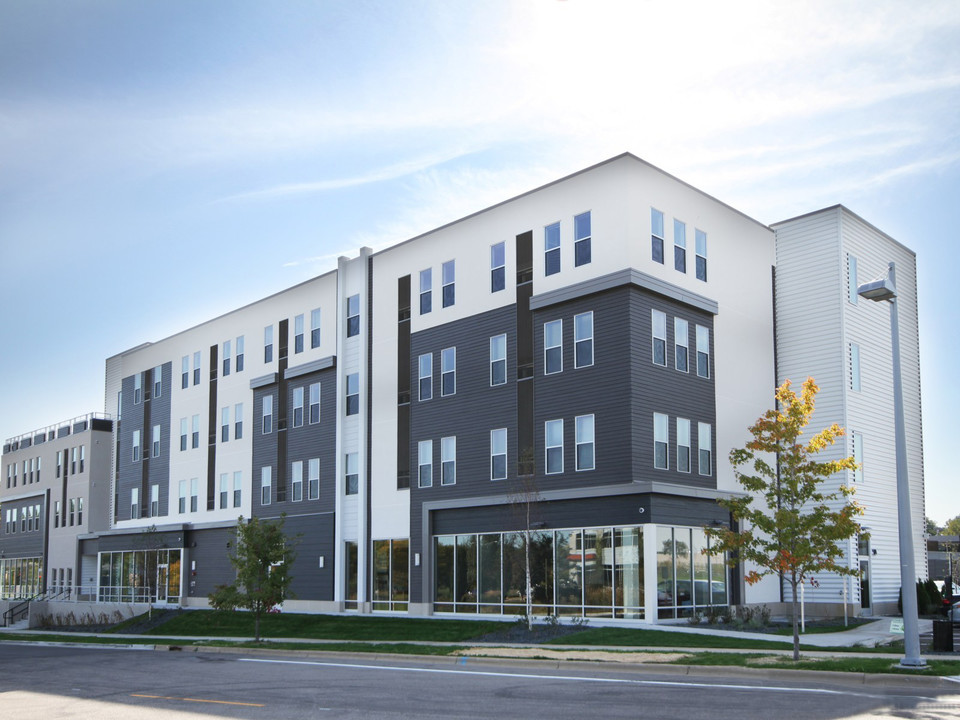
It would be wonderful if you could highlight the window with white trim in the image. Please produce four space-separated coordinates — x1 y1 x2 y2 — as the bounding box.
347 294 360 337
677 417 691 473
574 312 593 368
545 419 563 474
674 219 686 273
442 259 455 308
674 317 689 373
190 477 199 512
311 308 321 348
345 453 359 495
260 468 271 506
262 395 273 434
132 429 141 463
223 339 231 376
574 211 591 267
651 208 664 264
696 325 710 379
309 382 320 424
441 347 455 397
441 436 456 486
544 319 562 374
181 355 189 389
419 269 432 315
418 353 432 401
698 422 712 476
491 242 505 292
418 440 433 488
346 373 359 415
192 414 200 449
291 460 303 502
153 367 162 399
544 222 560 276
695 229 707 281
294 313 304 354
293 386 304 427
150 484 159 518
178 480 186 513
134 373 142 404
575 414 595 471
219 473 229 509
221 406 230 442
491 429 507 481
130 488 139 519
152 424 161 458
652 310 667 366
654 413 668 470
308 457 320 500
235 403 243 439
193 350 201 385
490 334 507 386
233 471 242 507
264 325 274 363
236 335 245 372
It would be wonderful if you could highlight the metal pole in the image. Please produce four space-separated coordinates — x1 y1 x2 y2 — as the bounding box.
888 262 925 667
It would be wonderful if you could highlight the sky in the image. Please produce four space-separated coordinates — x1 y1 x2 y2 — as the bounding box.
1 1 958 524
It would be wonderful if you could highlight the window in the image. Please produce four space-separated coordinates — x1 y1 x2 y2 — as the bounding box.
651 208 664 264
71 448 77 474
134 373 142 404
851 431 864 483
264 325 274 363
434 347 455 397
847 254 858 305
545 419 563 474
235 403 243 439
574 312 593 368
677 418 691 473
262 395 273 434
418 440 433 488
674 318 689 372
698 422 712 476
54 500 61 528
574 211 591 267
418 353 433 401
695 229 707 281
190 477 199 512
78 447 84 473
130 489 139 520
77 498 83 525
345 452 359 495
347 294 360 337
652 310 667 366
311 308 321 348
293 386 304 427
544 319 562 374
294 314 304 353
346 373 359 415
544 222 560 276
152 424 161 458
673 219 686 273
192 414 200 449
236 335 244 372
181 355 189 389
442 259 455 307
291 460 303 502
233 471 242 508
219 473 229 509
308 458 320 500
491 429 507 480
850 342 861 391
441 436 456 486
179 480 186 513
153 366 162 397
308 382 320 424
132 430 141 463
419 269 432 315
696 325 710 379
490 334 507 386
193 351 201 385
56 451 62 478
575 414 595 471
223 339 231 376
179 418 188 451
654 413 668 470
261 467 271 505
491 242 505 292
221 407 230 442
150 484 159 518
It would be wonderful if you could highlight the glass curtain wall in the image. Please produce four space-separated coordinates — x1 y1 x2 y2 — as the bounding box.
97 549 182 603
0 557 43 599
372 539 409 611
657 526 727 618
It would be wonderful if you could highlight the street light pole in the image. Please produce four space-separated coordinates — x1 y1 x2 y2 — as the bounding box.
858 262 925 667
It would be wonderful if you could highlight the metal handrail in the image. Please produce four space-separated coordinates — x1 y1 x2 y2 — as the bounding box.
2 594 39 626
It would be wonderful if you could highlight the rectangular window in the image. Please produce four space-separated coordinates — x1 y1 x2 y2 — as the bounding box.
654 413 668 470
293 386 304 427
677 418 691 473
696 325 710 379
150 484 159 518
77 497 82 525
491 428 507 480
544 319 562 374
311 308 321 348
574 211 591 267
418 440 433 488
132 429 141 463
308 382 320 424
490 334 507 386
179 418 187 451
574 311 593 368
442 259 455 308
674 219 686 273
848 254 858 305
346 373 359 415
57 451 62 478
852 431 864 483
152 424 161 458
181 355 189 389
71 448 76 474
651 208 664 264
308 458 320 500
441 436 456 486
134 373 142 404
347 293 360 337
491 242 505 292
179 480 186 513
78 447 84 473
262 395 273 433
54 500 61 528
261 467 272 506
674 317 689 372
652 310 667 366
235 403 243 439
236 335 244 372
544 222 561 276
291 460 303 502
219 473 229 509
441 347 456 397
850 342 861 391
190 477 198 512
223 339 231 376
695 229 707 281
192 414 200 449
575 414 595 471
193 351 201 385
418 353 433 401
545 419 563 474
130 489 139 520
419 269 432 315
698 422 712 476
294 313 304 353
233 471 242 507
221 406 230 442
345 452 359 495
264 325 274 363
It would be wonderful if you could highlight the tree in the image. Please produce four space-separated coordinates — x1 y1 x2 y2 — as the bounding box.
944 515 960 537
209 515 296 642
925 517 941 536
508 460 543 631
705 378 862 661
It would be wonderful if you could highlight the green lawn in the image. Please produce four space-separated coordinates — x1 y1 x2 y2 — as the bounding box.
675 651 960 677
544 627 821 651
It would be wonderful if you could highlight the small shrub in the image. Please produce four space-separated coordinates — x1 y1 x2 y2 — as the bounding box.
687 612 704 626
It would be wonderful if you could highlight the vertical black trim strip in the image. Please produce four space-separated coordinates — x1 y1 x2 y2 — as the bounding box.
396 274 411 489
142 371 153 517
516 231 535 476
277 318 289 503
366 254 375 607
206 344 218 510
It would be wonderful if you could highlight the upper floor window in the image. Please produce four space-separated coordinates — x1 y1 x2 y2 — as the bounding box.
131 488 140 519
309 382 320 424
178 479 187 513
698 422 712 475
418 353 433 401
491 242 505 293
490 334 507 386
653 413 668 469
235 403 244 439
544 222 561 276
847 254 858 305
696 325 710 379
490 429 507 481
193 351 201 385
133 373 142 405
574 312 593 368
180 418 188 451
294 314 304 354
311 308 322 348
674 318 689 373
223 339 231 377
574 211 591 267
652 310 667 366
220 473 229 509
345 453 359 495
441 436 456 486
441 347 456 397
419 269 432 315
575 414 595 471
545 419 564 474
346 373 360 415
695 229 707 281
191 414 200 448
181 355 189 389
544 320 562 374
674 219 686 273
233 471 242 508
651 208 664 264
677 417 691 473
850 342 861 392
309 457 320 500
442 259 455 308
236 335 245 372
264 325 274 363
346 294 360 337
262 394 273 434
418 440 433 488
152 424 161 458
132 429 141 463
260 467 272 506
293 386 304 427
221 406 230 442
150 484 159 518
291 461 303 502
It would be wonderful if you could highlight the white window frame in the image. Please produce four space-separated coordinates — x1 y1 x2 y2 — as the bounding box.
309 382 320 424
345 453 359 495
418 353 433 401
179 480 186 513
181 355 189 389
261 467 272 506
418 440 433 488
574 311 593 369
698 422 712 476
651 208 664 264
677 417 691 473
574 210 591 267
133 373 142 405
291 460 303 502
152 424 161 458
150 484 159 518
652 310 667 366
442 259 455 308
192 414 200 448
219 473 229 509
311 308 322 348
233 471 242 508
236 335 245 372
674 218 686 273
221 406 230 442
490 334 507 386
308 457 320 500
132 429 141 463
441 436 456 486
544 221 561 276
190 477 198 512
223 339 231 376
575 414 595 471
441 347 456 397
293 386 304 428
545 419 564 475
193 350 201 385
490 428 507 481
130 487 139 519
544 319 563 375
491 241 506 293
419 268 432 315
674 317 689 373
264 324 274 363
235 402 243 439
262 394 273 434
346 373 359 415
696 325 710 379
654 413 668 470
695 229 707 281
346 294 360 337
294 313 304 354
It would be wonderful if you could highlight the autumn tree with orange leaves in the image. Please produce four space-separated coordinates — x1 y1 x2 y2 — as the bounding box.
706 378 862 661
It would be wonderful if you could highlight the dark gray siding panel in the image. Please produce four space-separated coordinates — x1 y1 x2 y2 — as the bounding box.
185 527 236 598
256 511 335 601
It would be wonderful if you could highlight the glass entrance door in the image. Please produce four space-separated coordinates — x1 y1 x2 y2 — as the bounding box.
157 564 169 604
859 559 871 614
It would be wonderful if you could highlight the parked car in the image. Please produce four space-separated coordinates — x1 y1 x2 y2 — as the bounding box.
950 600 960 625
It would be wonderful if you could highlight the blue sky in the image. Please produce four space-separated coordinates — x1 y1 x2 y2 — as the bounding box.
1 1 958 524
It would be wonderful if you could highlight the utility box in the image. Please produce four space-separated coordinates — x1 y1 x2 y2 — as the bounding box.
933 620 954 652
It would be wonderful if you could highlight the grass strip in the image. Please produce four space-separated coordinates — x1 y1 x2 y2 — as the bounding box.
544 627 823 651
674 651 960 676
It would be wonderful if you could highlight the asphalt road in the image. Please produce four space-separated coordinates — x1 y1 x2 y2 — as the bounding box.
0 643 958 719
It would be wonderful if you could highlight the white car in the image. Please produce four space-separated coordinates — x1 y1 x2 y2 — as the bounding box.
950 600 960 624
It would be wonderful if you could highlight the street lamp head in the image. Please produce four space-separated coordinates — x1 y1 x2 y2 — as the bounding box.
857 277 896 302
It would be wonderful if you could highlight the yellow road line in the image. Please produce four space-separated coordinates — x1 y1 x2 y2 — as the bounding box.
131 693 265 707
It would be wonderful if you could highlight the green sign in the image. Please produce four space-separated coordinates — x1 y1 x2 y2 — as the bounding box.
889 618 904 634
